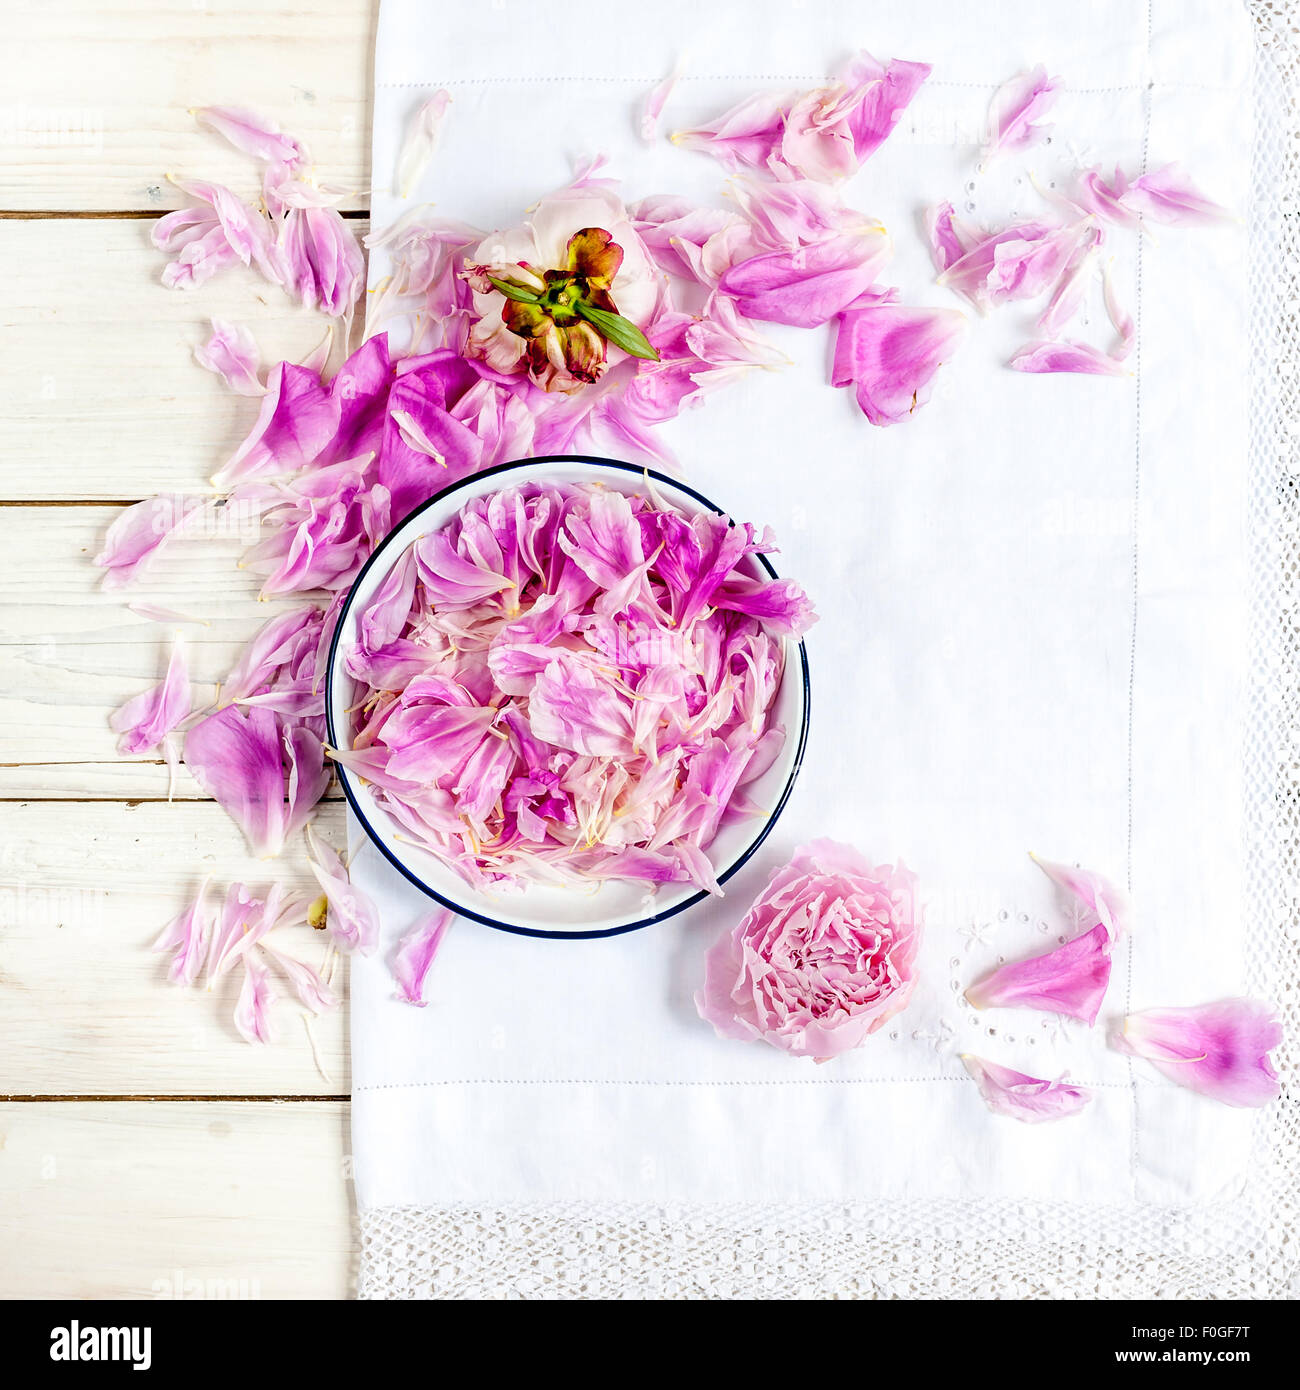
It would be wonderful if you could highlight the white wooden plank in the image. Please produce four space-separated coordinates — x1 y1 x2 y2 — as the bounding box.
0 219 366 499
5 0 371 212
0 1101 354 1297
0 801 350 1095
0 503 335 791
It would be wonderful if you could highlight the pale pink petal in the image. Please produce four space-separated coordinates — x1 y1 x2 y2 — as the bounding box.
1073 166 1138 227
1120 163 1231 227
305 826 380 955
966 920 1113 1024
1009 339 1130 376
962 1054 1093 1123
983 65 1060 162
260 942 338 1014
278 205 365 317
939 220 1085 311
193 105 306 166
640 62 683 143
1031 852 1131 940
1112 999 1281 1108
233 956 277 1044
1101 263 1136 360
395 89 451 197
831 303 966 425
93 496 210 590
110 638 192 755
194 318 264 396
392 909 455 1006
1036 233 1101 337
153 874 212 986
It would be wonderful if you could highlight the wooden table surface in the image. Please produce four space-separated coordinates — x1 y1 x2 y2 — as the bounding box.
0 0 381 1299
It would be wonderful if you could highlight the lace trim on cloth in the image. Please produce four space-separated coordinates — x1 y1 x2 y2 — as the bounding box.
356 4 1300 1299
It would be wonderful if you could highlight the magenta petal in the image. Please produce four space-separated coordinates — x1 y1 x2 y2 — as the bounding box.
966 921 1113 1025
392 909 455 1006
832 303 966 425
924 201 979 275
183 704 291 857
110 638 192 755
1112 999 1282 1108
1009 339 1130 376
983 65 1060 161
719 233 891 327
840 52 931 164
214 361 340 488
962 1055 1093 1123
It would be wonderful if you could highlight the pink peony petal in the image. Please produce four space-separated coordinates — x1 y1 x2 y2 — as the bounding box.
640 62 683 143
213 360 339 488
966 920 1113 1025
305 826 380 955
93 495 210 590
394 90 451 198
924 201 980 275
831 303 966 426
259 941 338 1014
195 318 264 396
938 220 1086 311
110 638 192 755
392 909 455 1006
193 105 306 166
153 875 212 986
962 1054 1093 1123
1030 852 1131 941
718 231 892 327
1112 999 1281 1108
1120 163 1231 227
183 705 328 858
671 91 788 172
1009 339 1130 376
233 956 277 1044
982 65 1060 162
278 205 365 317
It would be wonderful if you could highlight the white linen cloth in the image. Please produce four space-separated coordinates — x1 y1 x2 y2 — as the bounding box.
351 0 1290 1297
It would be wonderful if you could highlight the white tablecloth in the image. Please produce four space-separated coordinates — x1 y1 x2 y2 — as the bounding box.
350 0 1289 1298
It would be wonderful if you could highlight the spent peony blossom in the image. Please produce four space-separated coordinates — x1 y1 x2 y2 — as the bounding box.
1111 999 1282 1108
464 186 662 393
696 840 922 1061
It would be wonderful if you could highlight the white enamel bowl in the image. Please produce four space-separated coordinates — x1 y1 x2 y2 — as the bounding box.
325 455 811 938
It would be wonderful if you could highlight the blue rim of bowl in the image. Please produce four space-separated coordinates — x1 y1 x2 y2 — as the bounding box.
325 454 812 940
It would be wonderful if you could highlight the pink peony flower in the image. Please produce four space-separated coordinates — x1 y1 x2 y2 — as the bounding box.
696 840 923 1061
